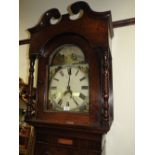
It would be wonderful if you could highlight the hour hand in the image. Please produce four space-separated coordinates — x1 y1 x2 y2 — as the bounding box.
67 67 71 75
58 98 63 106
67 85 71 91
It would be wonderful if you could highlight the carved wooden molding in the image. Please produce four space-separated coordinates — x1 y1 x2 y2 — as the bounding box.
103 53 110 123
26 56 36 119
27 1 113 35
19 17 135 46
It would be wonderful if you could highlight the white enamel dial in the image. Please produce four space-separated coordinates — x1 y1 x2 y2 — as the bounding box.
49 64 89 112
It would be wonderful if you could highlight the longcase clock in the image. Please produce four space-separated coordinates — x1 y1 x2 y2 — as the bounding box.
26 1 114 155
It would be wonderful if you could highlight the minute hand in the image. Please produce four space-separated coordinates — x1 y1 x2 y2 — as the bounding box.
67 67 71 91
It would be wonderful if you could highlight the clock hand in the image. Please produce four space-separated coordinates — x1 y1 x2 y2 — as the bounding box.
63 89 73 99
67 67 72 91
72 96 79 106
58 99 62 106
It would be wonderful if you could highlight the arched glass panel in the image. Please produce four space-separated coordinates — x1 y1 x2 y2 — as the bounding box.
47 44 89 112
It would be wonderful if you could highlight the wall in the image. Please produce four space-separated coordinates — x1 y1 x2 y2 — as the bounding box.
19 0 135 155
107 25 134 155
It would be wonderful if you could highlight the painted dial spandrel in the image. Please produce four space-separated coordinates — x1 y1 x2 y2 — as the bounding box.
52 45 85 65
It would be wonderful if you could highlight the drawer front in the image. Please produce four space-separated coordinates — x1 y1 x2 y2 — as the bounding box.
35 143 56 155
35 143 89 155
35 130 102 155
36 134 75 148
36 132 101 150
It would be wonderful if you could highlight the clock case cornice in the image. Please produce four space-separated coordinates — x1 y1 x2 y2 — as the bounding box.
28 1 113 57
26 1 114 133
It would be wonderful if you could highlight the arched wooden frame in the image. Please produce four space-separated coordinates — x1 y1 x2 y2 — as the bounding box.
36 34 101 126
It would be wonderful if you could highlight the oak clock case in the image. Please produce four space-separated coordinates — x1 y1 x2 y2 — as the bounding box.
26 1 114 155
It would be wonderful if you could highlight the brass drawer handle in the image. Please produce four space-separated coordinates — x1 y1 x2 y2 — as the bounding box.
57 138 73 145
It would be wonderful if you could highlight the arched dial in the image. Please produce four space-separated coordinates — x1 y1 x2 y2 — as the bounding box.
48 64 89 112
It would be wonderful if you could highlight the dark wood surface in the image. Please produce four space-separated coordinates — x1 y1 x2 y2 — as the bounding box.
19 39 31 45
19 18 135 45
34 125 105 155
113 17 135 28
25 1 113 155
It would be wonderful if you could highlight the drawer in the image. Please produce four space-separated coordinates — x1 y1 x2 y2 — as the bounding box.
35 143 75 155
36 134 76 150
